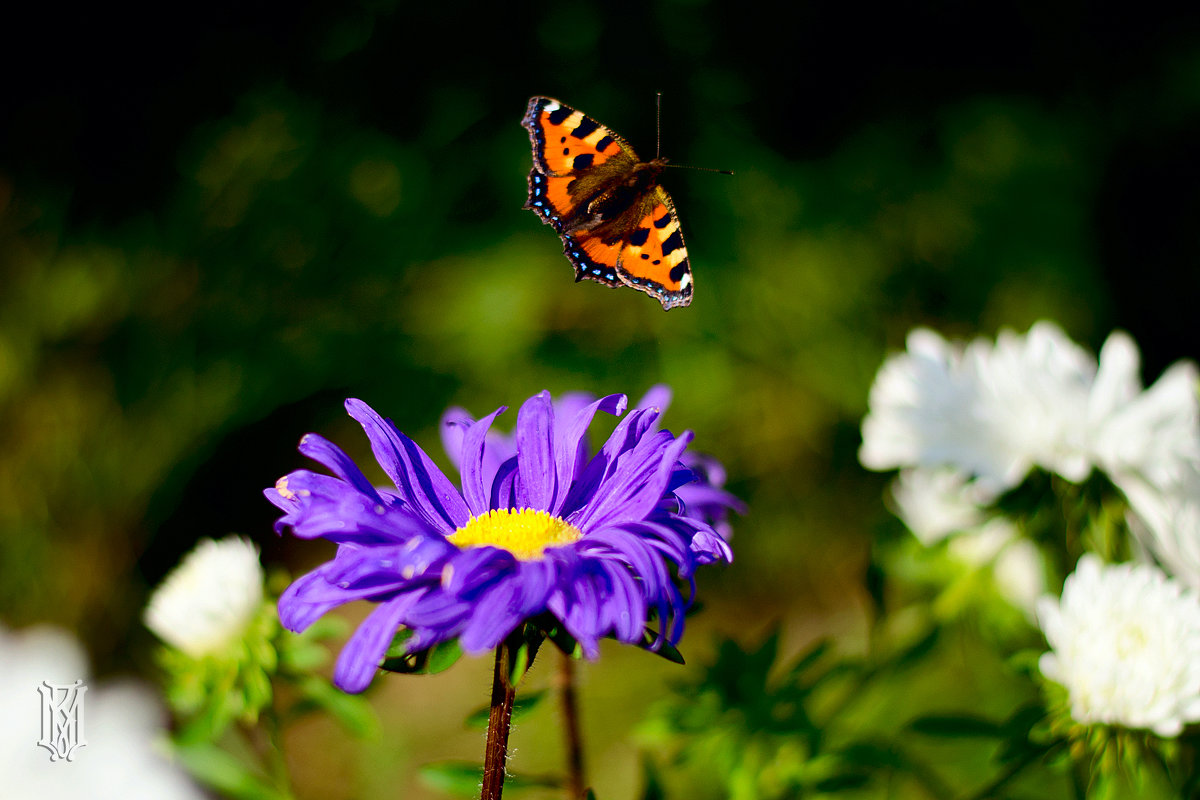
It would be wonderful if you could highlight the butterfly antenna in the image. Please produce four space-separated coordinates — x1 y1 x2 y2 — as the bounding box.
665 163 735 175
656 92 734 174
656 91 662 160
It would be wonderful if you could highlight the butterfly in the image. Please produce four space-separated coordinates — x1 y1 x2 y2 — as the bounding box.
522 96 693 310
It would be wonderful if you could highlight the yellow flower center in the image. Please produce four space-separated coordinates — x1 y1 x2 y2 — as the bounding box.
447 508 583 561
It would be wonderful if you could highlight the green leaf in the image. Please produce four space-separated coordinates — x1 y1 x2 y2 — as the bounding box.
418 761 481 797
839 741 907 770
418 761 559 796
636 628 685 664
640 757 666 800
786 638 830 679
892 626 939 670
1003 701 1048 737
536 616 582 658
297 677 381 738
279 638 328 672
381 636 463 675
813 772 872 792
173 741 288 800
465 688 548 729
908 713 1006 738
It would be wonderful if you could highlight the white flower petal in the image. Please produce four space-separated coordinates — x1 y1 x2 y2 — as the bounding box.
889 467 996 545
1036 555 1200 736
144 537 264 657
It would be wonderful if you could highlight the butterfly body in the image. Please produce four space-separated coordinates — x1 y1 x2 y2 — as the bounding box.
522 96 693 310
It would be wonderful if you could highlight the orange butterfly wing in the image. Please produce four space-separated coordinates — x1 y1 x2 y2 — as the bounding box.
522 96 693 310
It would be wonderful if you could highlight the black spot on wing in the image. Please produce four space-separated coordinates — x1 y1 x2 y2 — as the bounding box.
629 227 650 247
595 135 613 152
661 230 685 255
548 106 571 125
572 117 599 139
573 153 594 170
669 259 690 283
653 213 672 229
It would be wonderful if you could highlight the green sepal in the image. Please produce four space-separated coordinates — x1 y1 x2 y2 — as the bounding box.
506 623 546 685
533 614 583 658
380 628 464 675
635 628 685 665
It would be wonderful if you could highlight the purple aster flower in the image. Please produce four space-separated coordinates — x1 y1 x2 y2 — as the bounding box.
440 384 744 547
267 390 736 693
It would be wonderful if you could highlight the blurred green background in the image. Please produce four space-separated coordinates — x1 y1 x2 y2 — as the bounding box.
2 1 1199 797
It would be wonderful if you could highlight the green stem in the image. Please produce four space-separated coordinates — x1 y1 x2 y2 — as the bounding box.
481 642 518 800
557 653 587 799
263 702 295 800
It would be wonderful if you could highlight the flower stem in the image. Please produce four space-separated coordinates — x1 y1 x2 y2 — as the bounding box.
557 652 587 799
481 642 518 800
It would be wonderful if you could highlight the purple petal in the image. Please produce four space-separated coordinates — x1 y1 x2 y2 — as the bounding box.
561 407 660 519
324 537 457 586
297 433 381 499
439 407 475 473
595 559 644 643
549 569 603 658
405 588 474 631
267 469 427 545
515 391 556 511
442 546 517 595
690 527 734 564
676 482 748 517
634 384 673 415
580 528 672 606
682 450 728 489
345 398 469 533
334 591 425 693
458 579 528 653
622 519 695 576
573 429 694 531
490 456 519 510
279 557 409 633
552 393 627 513
459 406 507 516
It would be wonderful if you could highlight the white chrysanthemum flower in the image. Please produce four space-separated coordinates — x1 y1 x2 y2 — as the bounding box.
973 322 1096 483
860 328 1027 489
144 537 264 658
0 623 205 800
889 467 998 545
861 323 1101 491
889 467 1046 612
1037 555 1200 736
1122 468 1200 590
1092 333 1200 489
862 322 1199 494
